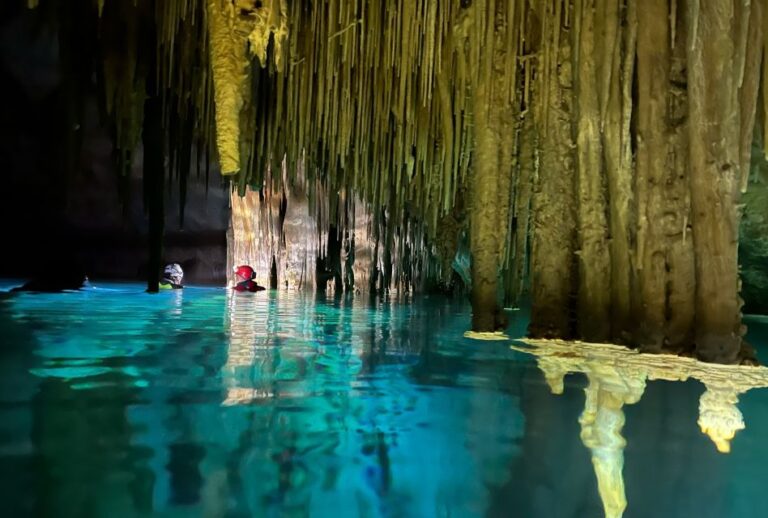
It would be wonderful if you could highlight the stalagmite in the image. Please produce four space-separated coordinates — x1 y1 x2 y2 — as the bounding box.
578 373 644 518
697 383 745 454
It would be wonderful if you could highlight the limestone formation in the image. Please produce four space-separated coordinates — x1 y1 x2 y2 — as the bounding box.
25 0 768 360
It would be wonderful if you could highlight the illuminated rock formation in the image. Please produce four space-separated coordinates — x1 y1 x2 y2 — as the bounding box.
207 0 288 175
228 164 376 292
22 1 768 359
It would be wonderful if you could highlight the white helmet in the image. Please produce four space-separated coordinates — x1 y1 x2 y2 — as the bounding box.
163 263 184 284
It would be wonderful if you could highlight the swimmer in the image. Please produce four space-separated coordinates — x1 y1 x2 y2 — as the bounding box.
160 263 184 289
233 265 265 292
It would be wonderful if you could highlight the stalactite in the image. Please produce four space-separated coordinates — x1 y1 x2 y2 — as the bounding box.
369 233 380 294
25 0 768 362
206 0 254 175
382 194 395 293
529 0 578 339
270 255 278 289
326 224 344 293
686 0 745 363
739 0 764 192
602 0 635 343
573 0 611 341
508 109 534 307
343 231 355 292
100 0 146 177
229 0 476 262
664 1 696 351
467 0 518 332
636 0 674 349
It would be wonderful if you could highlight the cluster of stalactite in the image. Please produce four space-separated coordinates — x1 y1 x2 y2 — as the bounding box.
29 0 466 295
524 0 766 364
218 0 489 299
27 1 768 362
228 159 445 295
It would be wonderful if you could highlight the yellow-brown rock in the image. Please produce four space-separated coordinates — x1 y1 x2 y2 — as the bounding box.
207 0 288 175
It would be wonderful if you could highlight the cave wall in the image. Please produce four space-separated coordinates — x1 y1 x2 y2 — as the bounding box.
0 7 229 284
229 179 376 292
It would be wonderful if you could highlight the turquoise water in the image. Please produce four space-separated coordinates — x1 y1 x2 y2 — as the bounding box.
0 282 767 517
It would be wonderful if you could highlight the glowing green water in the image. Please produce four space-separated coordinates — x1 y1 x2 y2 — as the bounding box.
0 282 767 517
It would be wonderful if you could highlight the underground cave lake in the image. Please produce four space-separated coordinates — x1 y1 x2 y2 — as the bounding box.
1 282 768 518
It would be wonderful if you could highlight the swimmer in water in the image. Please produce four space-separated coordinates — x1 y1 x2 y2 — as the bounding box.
233 265 265 292
160 263 184 290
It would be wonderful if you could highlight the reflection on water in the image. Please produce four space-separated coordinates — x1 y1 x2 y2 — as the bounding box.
513 339 768 518
2 285 768 517
214 291 525 516
0 285 527 516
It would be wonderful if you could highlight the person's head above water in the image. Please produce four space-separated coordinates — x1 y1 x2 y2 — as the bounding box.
235 265 256 282
162 263 184 288
233 265 265 292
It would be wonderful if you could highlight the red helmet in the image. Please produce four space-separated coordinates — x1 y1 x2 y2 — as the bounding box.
235 265 255 281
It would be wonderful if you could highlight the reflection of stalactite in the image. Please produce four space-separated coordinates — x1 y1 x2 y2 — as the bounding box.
537 356 569 395
535 354 645 518
580 382 627 518
697 383 745 454
578 370 645 518
516 338 768 518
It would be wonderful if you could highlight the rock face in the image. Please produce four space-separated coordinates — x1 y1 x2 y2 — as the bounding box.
0 8 229 285
229 183 374 292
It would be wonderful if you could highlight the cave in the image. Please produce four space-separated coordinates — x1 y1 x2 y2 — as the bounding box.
2 1 768 517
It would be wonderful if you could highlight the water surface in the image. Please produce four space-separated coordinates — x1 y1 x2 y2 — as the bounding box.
0 282 767 517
